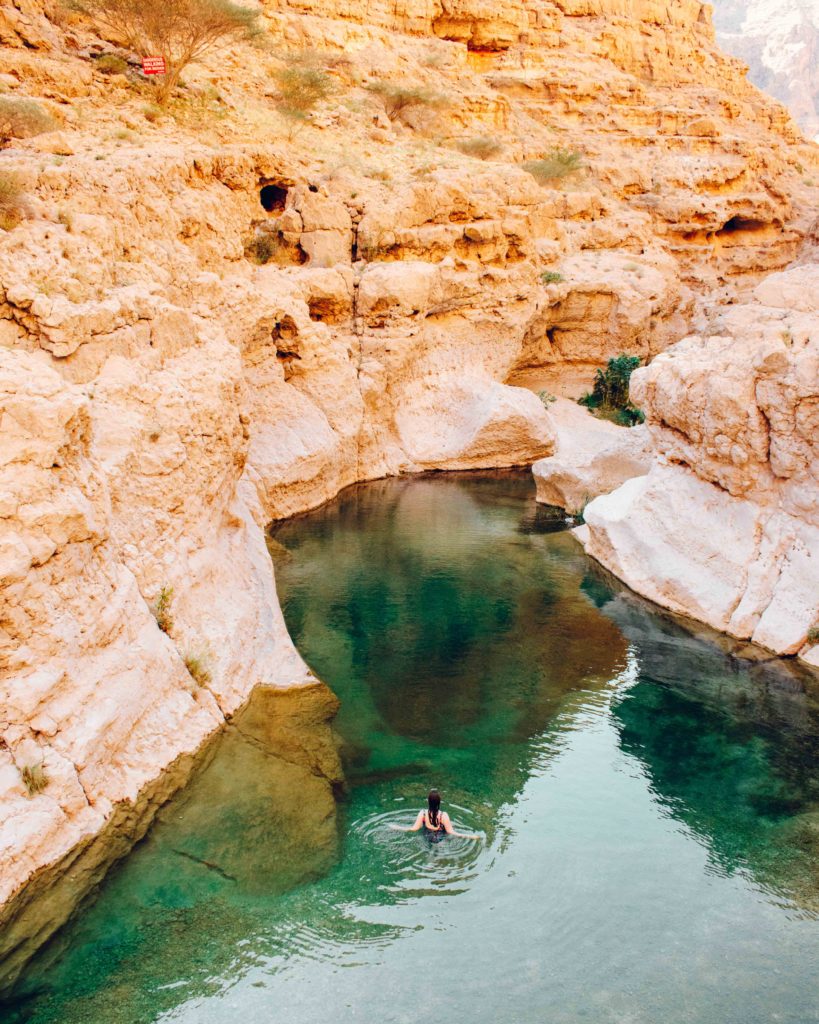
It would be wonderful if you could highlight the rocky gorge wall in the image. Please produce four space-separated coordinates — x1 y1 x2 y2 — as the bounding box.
1 0 818 992
576 264 819 665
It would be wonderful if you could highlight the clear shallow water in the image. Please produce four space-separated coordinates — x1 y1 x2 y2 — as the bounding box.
5 472 819 1024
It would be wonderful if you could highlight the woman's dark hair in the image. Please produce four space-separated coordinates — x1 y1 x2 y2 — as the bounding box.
427 789 441 827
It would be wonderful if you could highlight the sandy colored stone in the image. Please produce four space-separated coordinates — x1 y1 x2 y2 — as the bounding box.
579 264 819 659
532 399 652 512
0 0 818 990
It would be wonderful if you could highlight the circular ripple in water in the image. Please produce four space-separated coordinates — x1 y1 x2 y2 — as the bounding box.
351 807 485 900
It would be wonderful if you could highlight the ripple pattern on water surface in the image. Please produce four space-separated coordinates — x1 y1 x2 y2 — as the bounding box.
352 808 486 899
8 472 819 1024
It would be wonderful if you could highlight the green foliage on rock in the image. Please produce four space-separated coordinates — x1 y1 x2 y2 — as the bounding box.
74 0 258 105
579 354 645 427
153 585 174 634
365 79 448 122
272 55 334 128
523 148 583 185
95 53 129 75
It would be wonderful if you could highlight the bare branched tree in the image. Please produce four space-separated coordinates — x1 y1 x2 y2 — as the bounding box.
75 0 258 104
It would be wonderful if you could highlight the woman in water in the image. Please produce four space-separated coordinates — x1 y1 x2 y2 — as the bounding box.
391 789 480 840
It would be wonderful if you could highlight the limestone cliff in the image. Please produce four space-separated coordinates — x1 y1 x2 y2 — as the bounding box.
571 264 819 663
0 0 818 991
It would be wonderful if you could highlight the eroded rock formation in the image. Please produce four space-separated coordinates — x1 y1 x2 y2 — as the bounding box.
0 0 818 990
574 264 819 664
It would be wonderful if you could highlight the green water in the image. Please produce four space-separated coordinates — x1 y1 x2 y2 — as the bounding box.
5 472 819 1024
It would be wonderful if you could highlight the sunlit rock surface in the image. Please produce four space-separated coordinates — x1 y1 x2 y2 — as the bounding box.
579 264 819 663
1 0 818 986
532 398 652 512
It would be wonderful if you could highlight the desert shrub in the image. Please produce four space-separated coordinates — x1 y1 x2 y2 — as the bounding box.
74 0 258 105
21 762 49 796
272 54 333 132
523 147 583 185
807 626 819 645
95 53 129 74
456 135 503 160
365 79 448 122
540 270 563 285
183 649 212 688
153 585 174 633
537 390 557 406
578 353 644 426
0 171 29 231
142 102 162 122
0 97 56 146
246 233 275 264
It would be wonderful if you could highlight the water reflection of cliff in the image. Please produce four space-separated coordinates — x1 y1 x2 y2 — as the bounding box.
4 684 343 1024
595 573 819 915
271 472 628 793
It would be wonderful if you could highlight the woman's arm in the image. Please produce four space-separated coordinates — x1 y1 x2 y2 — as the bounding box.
442 812 480 840
389 811 425 832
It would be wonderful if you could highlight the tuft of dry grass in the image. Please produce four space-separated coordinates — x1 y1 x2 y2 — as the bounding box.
523 148 584 185
246 233 275 264
0 170 29 231
21 762 49 796
183 649 212 688
95 53 129 75
153 585 174 634
142 103 163 123
0 96 56 146
365 79 448 122
456 136 503 160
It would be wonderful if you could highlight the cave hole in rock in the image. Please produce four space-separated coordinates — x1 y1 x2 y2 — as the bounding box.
260 184 288 213
717 216 768 236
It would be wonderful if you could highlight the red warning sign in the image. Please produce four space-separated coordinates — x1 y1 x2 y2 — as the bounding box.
142 56 167 76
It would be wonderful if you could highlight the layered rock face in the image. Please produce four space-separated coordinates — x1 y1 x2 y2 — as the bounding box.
577 264 819 664
0 0 818 991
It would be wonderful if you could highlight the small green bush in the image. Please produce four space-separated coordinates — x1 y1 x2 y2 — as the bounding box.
0 171 28 231
537 390 557 406
366 79 448 121
0 96 56 146
21 762 49 796
807 626 819 645
523 147 583 185
95 53 129 75
272 55 334 129
247 233 275 264
456 136 503 160
541 270 563 285
578 354 645 427
183 650 212 688
153 585 174 634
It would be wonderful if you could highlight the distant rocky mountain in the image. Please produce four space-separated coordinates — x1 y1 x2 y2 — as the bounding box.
711 0 819 140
